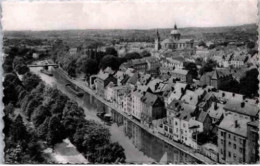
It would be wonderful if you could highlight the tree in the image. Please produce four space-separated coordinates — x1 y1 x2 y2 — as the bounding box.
36 117 50 139
197 40 206 47
105 47 118 57
124 52 142 60
31 105 51 128
76 56 99 78
3 83 18 105
99 55 120 71
12 115 28 142
247 41 255 49
239 68 259 97
15 64 29 75
67 59 77 78
199 59 217 76
4 103 15 116
183 62 198 79
22 72 41 91
47 115 66 146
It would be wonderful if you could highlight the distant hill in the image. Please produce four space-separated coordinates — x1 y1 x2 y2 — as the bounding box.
4 24 257 44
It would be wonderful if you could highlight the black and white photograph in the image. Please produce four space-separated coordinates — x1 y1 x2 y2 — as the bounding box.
1 0 259 164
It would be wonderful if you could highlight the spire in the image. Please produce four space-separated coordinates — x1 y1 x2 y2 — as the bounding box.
174 23 177 30
156 29 160 39
156 29 159 36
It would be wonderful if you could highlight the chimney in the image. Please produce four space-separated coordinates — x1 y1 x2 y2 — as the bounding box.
234 120 239 128
241 102 245 108
214 102 218 110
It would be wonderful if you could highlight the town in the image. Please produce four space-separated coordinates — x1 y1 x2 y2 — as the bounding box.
3 22 259 164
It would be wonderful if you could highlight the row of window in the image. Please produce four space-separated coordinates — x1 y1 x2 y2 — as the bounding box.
220 131 244 144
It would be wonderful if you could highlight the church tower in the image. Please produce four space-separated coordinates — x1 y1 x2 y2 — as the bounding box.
154 29 161 51
170 24 181 41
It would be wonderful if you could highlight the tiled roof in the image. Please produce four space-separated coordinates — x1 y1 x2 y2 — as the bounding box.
218 114 249 137
211 69 231 79
97 72 109 80
176 103 196 121
224 100 259 117
208 102 225 120
141 92 160 106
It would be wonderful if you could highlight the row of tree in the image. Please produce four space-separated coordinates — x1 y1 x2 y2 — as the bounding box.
3 52 126 163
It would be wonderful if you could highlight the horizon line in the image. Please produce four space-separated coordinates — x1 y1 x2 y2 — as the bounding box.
3 23 257 32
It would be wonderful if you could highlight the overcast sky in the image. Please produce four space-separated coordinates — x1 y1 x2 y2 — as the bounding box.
2 0 258 31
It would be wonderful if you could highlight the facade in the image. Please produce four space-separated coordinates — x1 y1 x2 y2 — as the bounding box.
94 72 117 97
170 69 193 84
141 92 166 128
218 115 250 164
246 120 259 163
200 69 233 89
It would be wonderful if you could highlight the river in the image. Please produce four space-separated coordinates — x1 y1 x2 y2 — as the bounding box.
30 65 201 164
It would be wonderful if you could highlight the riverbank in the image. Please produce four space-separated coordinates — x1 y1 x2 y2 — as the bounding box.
54 67 215 164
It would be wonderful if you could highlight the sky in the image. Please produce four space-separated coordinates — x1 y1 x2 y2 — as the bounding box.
2 0 258 31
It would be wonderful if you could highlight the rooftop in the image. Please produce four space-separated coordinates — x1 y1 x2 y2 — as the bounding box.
218 114 250 137
224 100 259 117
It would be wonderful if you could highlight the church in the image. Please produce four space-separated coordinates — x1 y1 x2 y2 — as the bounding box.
155 24 194 51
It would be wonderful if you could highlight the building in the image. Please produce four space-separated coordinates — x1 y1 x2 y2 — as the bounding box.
208 102 225 124
94 72 117 97
167 82 187 105
200 69 233 89
141 92 166 128
131 87 147 121
158 24 194 52
145 56 161 76
154 29 161 51
230 55 247 67
223 100 259 121
130 59 148 72
170 68 193 84
218 115 250 164
246 120 259 163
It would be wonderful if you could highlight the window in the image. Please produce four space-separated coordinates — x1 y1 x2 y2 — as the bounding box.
239 148 243 153
233 154 236 160
169 128 173 134
228 152 231 157
221 139 224 145
175 122 178 125
240 138 243 145
234 136 236 141
233 144 236 149
221 131 224 136
185 137 187 141
228 142 231 146
228 134 231 139
183 124 186 128
220 149 223 154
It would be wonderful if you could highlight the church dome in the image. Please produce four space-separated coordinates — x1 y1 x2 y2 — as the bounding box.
170 29 180 35
170 24 180 35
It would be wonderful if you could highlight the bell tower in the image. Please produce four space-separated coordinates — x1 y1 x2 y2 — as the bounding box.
154 29 161 51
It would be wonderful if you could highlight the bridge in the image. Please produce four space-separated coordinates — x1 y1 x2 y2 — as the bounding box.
27 64 59 68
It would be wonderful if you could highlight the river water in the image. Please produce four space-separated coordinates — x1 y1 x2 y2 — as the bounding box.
30 65 201 164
